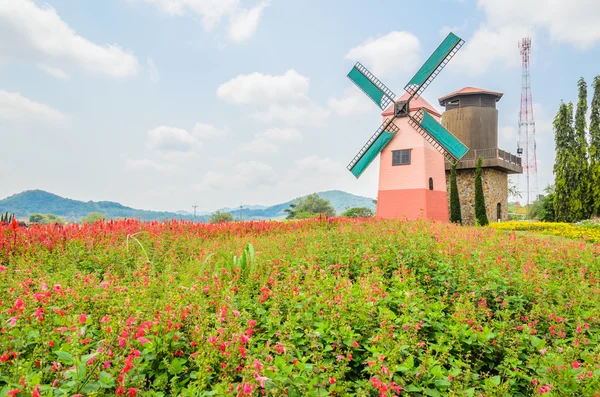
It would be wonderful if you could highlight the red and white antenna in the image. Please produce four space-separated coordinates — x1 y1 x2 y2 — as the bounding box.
517 36 538 206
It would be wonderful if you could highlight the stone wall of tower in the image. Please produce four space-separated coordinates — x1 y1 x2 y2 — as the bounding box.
445 168 508 225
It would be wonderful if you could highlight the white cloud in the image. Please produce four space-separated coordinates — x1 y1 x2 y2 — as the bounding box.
0 90 66 122
193 123 227 139
228 1 269 42
125 159 176 172
345 31 421 77
451 25 525 75
194 160 276 192
140 0 269 42
147 57 160 83
253 102 329 127
478 0 600 49
146 123 226 156
328 88 372 116
0 0 139 77
454 0 600 75
148 126 199 153
240 139 278 154
256 127 302 143
240 127 302 153
217 70 310 104
38 64 70 80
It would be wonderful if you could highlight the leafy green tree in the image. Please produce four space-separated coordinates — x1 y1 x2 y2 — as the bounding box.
449 163 462 224
209 211 234 223
574 77 590 219
539 185 556 222
553 102 579 222
284 193 336 219
81 212 106 224
29 213 65 225
29 213 44 224
474 157 489 226
342 207 374 218
590 76 600 217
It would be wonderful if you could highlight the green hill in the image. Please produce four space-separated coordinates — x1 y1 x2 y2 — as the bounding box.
0 189 375 222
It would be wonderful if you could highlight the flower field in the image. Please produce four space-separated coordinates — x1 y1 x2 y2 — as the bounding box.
1 219 600 396
490 221 600 244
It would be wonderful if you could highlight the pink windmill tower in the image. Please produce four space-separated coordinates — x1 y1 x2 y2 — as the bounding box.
346 32 468 221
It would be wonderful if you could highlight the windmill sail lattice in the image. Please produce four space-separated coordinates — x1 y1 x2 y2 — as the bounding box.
404 33 464 99
345 32 468 179
347 62 396 110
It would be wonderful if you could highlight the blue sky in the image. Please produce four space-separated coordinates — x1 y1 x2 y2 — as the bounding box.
1 0 599 212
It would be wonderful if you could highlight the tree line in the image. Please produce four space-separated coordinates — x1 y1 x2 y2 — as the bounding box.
552 76 600 222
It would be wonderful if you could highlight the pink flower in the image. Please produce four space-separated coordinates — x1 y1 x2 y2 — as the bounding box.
572 361 581 369
79 314 88 324
233 310 240 317
352 340 359 348
32 385 41 397
248 319 257 328
0 265 6 272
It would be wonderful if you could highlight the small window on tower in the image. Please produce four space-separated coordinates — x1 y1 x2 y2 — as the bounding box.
429 177 434 190
392 149 411 166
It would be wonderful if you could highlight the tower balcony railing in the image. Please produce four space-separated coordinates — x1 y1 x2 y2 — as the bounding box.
445 148 523 174
459 148 522 166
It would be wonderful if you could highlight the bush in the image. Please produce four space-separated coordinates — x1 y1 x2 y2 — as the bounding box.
474 157 489 226
29 213 66 225
342 207 374 218
449 163 462 224
284 193 336 219
209 211 234 223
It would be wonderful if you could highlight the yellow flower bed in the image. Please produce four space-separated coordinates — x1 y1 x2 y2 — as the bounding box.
489 221 600 243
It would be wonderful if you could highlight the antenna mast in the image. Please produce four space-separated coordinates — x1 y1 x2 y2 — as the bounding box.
517 36 538 207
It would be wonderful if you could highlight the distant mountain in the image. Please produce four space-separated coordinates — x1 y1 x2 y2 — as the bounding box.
0 189 375 222
0 190 202 222
227 190 376 220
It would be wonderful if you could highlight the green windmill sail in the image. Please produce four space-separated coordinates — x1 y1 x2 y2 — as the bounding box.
346 32 469 178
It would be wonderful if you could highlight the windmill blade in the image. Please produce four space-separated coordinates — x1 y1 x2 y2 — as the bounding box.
408 109 468 163
348 118 400 178
404 32 464 100
347 62 396 110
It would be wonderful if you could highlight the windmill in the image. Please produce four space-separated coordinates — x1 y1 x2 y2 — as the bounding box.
346 32 469 221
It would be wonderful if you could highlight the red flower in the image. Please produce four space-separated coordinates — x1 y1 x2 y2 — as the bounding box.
127 388 139 397
6 389 20 397
79 314 88 324
32 385 41 397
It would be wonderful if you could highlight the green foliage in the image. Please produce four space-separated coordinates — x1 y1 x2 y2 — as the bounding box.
284 193 336 219
553 102 578 222
4 219 600 395
590 76 600 217
574 77 590 219
81 212 106 224
28 212 66 225
209 211 234 223
342 207 374 218
449 163 462 224
474 157 488 226
528 186 556 222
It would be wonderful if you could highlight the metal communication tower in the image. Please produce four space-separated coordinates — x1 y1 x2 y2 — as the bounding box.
517 37 538 206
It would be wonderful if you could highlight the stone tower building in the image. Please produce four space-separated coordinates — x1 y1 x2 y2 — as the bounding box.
438 88 522 225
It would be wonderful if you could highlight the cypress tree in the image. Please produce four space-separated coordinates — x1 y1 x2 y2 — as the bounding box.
474 157 489 226
449 163 462 224
590 76 600 217
574 77 590 219
553 102 577 222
